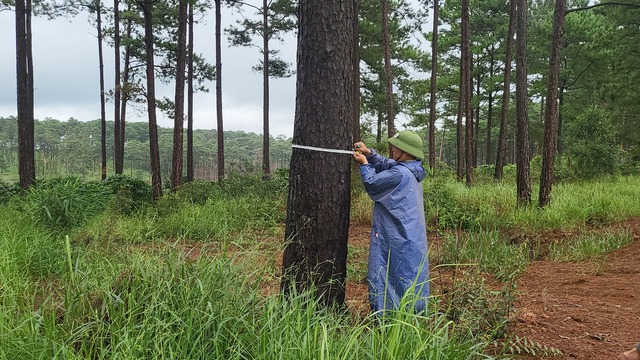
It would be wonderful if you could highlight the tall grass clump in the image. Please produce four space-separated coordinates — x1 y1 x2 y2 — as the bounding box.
440 231 530 282
156 195 283 241
26 251 256 359
0 206 66 278
19 177 111 232
241 287 487 360
548 228 633 262
149 175 287 242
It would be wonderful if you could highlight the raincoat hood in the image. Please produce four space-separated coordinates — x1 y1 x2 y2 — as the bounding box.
400 160 426 182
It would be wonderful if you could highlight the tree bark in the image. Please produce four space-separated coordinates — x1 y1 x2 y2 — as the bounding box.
495 0 516 181
281 0 355 307
428 0 439 170
515 0 531 206
171 0 188 191
382 0 395 154
215 0 224 180
140 0 162 200
539 0 565 208
353 0 361 142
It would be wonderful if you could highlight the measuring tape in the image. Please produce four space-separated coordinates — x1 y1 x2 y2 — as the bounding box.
292 144 357 155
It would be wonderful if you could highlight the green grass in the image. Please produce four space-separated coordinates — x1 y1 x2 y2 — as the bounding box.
424 176 640 233
0 235 488 359
3 174 640 359
548 228 633 262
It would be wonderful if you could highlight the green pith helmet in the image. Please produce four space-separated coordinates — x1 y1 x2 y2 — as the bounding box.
388 130 425 160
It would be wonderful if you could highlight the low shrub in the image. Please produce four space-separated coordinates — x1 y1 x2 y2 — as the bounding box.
102 174 152 214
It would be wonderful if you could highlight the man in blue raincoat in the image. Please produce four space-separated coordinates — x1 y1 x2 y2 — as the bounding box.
352 130 429 314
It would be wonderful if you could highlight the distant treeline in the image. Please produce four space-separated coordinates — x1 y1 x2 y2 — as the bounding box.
0 117 293 181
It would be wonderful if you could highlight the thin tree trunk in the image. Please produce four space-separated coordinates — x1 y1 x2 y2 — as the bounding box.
281 0 355 307
120 16 131 170
187 2 194 182
456 79 464 181
96 1 107 180
473 61 480 167
463 0 473 186
16 0 35 189
515 0 531 206
382 0 394 153
262 0 270 177
539 0 565 208
171 0 188 191
140 0 162 200
485 48 495 165
495 0 516 181
215 0 224 180
376 110 382 143
114 0 122 174
428 0 439 170
557 81 565 155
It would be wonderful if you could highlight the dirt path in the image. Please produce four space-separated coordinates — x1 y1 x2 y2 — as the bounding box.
346 219 640 359
513 218 640 359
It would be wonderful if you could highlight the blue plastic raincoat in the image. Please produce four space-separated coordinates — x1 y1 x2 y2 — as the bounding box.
359 149 429 314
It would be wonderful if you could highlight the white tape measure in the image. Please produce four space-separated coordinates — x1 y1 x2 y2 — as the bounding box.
292 144 356 155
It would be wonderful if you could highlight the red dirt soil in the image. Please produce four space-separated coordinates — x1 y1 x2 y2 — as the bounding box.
346 219 640 359
512 218 640 359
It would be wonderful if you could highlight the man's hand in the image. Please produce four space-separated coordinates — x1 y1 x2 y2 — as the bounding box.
353 141 371 155
353 152 368 165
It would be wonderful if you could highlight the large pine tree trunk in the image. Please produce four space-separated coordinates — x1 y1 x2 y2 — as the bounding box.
215 0 224 180
515 0 531 206
281 0 355 307
16 0 35 189
428 0 439 170
495 0 516 181
262 0 270 177
539 0 565 208
141 0 162 200
171 0 188 191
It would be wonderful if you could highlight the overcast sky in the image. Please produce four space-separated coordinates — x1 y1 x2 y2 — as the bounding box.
1 2 429 138
0 3 298 137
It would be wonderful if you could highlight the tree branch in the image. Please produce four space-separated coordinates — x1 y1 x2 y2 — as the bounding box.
566 2 640 15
